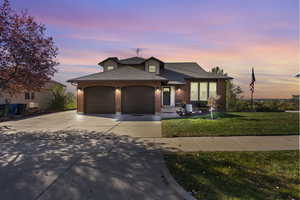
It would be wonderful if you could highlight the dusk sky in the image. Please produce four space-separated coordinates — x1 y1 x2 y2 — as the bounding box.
11 0 299 98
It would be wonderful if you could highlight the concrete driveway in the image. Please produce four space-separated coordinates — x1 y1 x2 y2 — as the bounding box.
0 130 182 200
1 111 161 137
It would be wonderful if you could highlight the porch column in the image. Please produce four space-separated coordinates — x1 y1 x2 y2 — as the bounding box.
155 87 161 115
185 80 191 104
115 87 121 114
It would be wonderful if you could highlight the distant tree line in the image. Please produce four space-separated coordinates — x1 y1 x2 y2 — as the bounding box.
211 66 299 112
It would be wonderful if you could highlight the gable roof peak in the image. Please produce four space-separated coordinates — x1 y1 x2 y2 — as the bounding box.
98 57 119 66
118 56 146 65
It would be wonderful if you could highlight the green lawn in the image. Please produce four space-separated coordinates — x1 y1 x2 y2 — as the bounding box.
162 112 299 137
165 151 300 200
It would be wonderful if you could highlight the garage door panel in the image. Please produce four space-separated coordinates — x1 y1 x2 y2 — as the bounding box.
85 86 115 114
122 86 155 114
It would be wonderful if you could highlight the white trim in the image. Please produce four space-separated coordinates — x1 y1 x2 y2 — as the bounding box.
161 86 175 106
149 65 156 73
107 66 114 71
170 86 175 106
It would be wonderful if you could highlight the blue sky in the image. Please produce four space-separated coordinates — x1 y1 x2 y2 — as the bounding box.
9 0 299 98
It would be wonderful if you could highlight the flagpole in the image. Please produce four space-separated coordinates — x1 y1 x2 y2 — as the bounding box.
250 67 256 112
251 89 254 111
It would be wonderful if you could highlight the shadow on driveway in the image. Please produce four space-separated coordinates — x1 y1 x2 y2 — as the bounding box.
0 130 180 200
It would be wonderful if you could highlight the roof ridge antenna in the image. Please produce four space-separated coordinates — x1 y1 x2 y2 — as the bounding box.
136 48 141 57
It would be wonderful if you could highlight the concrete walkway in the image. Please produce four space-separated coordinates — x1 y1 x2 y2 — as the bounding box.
141 135 299 152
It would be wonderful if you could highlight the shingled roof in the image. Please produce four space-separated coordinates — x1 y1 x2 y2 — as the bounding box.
164 62 232 80
98 56 164 66
118 57 146 65
69 57 232 83
68 66 167 82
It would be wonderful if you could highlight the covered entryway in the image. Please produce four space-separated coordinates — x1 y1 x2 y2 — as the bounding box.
162 86 175 107
162 87 171 106
84 86 115 114
121 86 155 114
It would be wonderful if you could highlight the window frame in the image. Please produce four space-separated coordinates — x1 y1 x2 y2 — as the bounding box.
107 66 114 71
190 82 199 101
25 92 30 100
31 92 35 100
148 65 156 73
199 82 208 101
190 81 217 101
208 82 217 98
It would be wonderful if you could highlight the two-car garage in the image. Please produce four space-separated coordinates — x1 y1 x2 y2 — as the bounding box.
84 86 155 114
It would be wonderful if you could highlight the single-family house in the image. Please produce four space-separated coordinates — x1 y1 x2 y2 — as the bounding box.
0 80 66 111
68 56 232 114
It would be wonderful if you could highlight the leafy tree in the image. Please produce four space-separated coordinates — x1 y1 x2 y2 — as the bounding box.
211 66 243 111
49 85 75 110
0 0 58 95
211 66 228 76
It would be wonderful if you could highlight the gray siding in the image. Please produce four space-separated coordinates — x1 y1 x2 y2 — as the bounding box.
119 64 145 71
145 59 160 74
103 60 118 72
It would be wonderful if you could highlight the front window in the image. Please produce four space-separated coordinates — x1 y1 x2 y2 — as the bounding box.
25 92 30 100
149 65 156 73
25 92 35 100
107 66 114 71
199 82 208 101
209 82 217 98
31 92 35 100
190 82 199 101
190 82 217 101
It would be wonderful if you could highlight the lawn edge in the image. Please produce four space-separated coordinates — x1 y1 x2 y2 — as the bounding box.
162 133 300 138
160 154 197 200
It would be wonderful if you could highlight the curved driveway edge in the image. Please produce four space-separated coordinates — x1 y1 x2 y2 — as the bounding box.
159 154 198 200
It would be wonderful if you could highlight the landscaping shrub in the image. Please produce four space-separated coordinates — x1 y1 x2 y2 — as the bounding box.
49 85 76 111
229 99 299 112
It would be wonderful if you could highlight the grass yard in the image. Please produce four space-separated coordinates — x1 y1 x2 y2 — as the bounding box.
162 112 299 137
165 151 300 200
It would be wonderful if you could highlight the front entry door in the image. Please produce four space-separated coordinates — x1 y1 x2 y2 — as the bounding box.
163 87 171 106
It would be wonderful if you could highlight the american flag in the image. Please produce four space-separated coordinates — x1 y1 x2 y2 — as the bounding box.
250 67 256 93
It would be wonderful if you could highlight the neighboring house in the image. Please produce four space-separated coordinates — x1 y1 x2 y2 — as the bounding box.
0 80 66 111
68 56 232 115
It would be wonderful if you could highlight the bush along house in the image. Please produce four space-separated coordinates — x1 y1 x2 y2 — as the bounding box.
68 56 232 115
